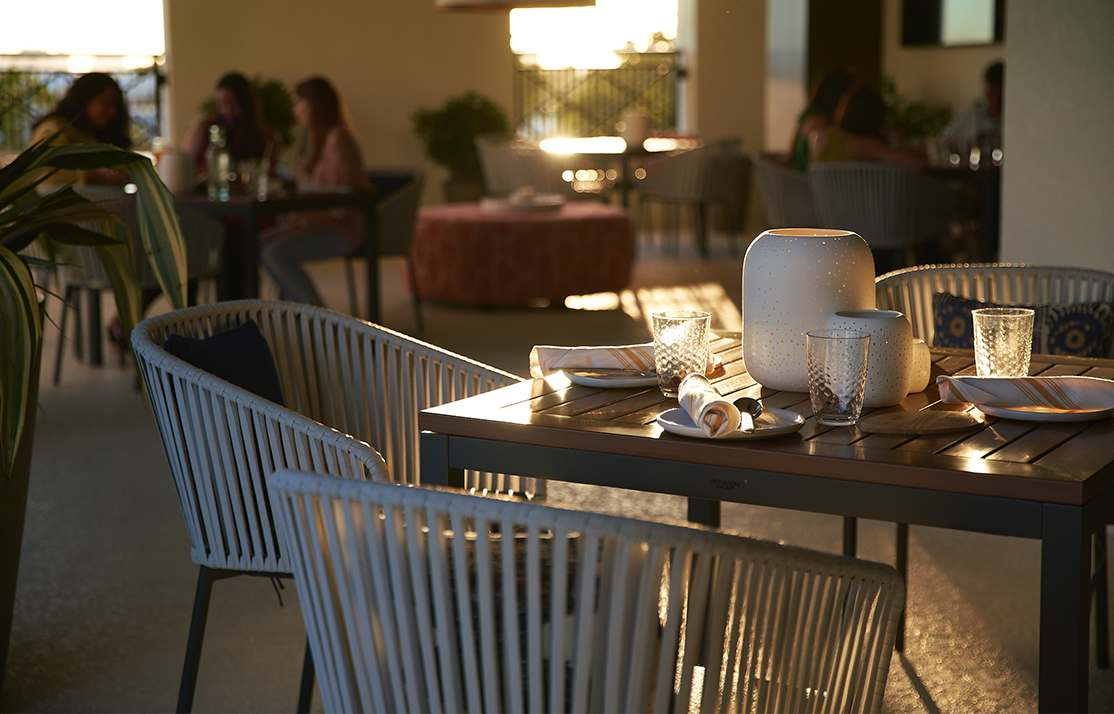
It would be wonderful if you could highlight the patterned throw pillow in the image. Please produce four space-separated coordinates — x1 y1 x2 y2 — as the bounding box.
931 292 1114 358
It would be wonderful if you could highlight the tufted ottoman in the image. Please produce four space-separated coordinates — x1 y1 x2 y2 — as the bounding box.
409 201 634 306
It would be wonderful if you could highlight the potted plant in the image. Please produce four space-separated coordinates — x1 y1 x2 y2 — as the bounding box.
0 134 187 693
412 91 511 202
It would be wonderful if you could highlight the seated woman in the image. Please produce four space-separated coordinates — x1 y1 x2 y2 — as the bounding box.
261 76 370 306
810 85 928 171
786 68 854 171
184 72 281 175
30 72 132 186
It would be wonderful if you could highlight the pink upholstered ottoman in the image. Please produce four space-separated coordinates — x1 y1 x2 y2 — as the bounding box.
410 202 634 306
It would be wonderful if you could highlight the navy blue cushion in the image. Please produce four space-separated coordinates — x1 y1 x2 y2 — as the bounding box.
932 292 1114 358
164 319 286 405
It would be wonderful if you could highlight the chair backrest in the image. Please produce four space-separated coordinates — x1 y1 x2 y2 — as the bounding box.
706 142 752 233
750 152 819 228
876 263 1114 356
637 146 712 204
269 470 905 714
808 161 953 250
475 133 519 197
132 300 529 572
69 186 224 290
367 168 425 256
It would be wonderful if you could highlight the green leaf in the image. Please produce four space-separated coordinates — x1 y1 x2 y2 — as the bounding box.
0 136 189 478
0 246 42 480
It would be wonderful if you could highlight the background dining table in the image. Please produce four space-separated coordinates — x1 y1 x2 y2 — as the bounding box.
176 188 380 320
419 334 1114 713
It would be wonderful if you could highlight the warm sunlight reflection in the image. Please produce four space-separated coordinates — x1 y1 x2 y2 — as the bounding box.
541 136 628 154
510 0 677 70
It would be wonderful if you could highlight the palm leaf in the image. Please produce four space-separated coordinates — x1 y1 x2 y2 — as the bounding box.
0 246 42 480
0 138 188 479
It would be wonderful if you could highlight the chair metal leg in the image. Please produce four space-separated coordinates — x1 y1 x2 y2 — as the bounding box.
178 566 238 713
53 286 77 386
297 638 315 713
406 258 425 333
343 256 359 317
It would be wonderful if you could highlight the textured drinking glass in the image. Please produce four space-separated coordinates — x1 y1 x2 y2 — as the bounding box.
807 329 871 427
973 307 1035 377
652 310 710 397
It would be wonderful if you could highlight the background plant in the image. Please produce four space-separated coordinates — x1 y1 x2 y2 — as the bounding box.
411 91 510 179
880 75 953 141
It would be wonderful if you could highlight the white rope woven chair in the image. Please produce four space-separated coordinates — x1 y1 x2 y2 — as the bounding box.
873 262 1114 659
269 469 906 714
131 299 528 711
751 152 819 229
637 146 717 257
808 162 954 275
875 262 1114 356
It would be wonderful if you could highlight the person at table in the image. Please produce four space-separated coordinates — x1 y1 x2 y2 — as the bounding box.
184 72 281 175
938 61 1003 155
810 84 928 171
260 76 370 306
785 67 855 171
29 72 132 187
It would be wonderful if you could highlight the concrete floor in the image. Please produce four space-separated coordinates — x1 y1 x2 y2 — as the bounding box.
3 220 1114 712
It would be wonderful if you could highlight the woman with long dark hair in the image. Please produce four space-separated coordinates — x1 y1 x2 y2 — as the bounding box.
260 76 370 305
30 72 131 185
185 72 281 172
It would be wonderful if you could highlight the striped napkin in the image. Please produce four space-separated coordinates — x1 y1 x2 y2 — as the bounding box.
679 373 741 437
936 375 1114 410
529 343 721 379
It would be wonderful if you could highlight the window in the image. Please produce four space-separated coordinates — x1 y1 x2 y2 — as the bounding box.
0 0 166 151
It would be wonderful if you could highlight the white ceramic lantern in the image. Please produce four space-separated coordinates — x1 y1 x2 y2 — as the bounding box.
825 309 932 407
742 228 876 392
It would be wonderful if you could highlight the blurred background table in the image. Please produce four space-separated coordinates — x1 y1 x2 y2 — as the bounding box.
410 201 633 307
177 189 379 319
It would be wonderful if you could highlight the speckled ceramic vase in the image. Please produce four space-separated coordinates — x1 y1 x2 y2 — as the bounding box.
825 309 931 407
742 229 876 392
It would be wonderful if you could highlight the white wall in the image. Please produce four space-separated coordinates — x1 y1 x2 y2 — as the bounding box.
1000 0 1114 270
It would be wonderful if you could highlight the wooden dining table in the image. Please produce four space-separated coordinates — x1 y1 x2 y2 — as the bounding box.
176 188 380 320
419 333 1114 713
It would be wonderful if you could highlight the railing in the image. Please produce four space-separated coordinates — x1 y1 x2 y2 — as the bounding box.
514 51 680 141
0 66 164 154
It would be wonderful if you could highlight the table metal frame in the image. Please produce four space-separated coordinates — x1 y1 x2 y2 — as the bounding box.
177 189 379 320
419 339 1114 712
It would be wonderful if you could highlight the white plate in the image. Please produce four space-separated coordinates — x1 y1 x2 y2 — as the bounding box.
566 371 658 388
656 407 805 440
481 195 566 212
975 404 1114 422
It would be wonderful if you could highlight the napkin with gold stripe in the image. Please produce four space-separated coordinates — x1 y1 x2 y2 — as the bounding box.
678 373 741 437
936 375 1114 410
530 343 721 379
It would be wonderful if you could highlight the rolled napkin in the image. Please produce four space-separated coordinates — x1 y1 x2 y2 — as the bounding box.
678 373 742 437
530 343 721 379
936 375 1114 411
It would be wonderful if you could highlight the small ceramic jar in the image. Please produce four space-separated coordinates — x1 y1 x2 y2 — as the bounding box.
825 309 931 407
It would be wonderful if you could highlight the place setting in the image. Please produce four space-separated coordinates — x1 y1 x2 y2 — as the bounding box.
936 306 1114 422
